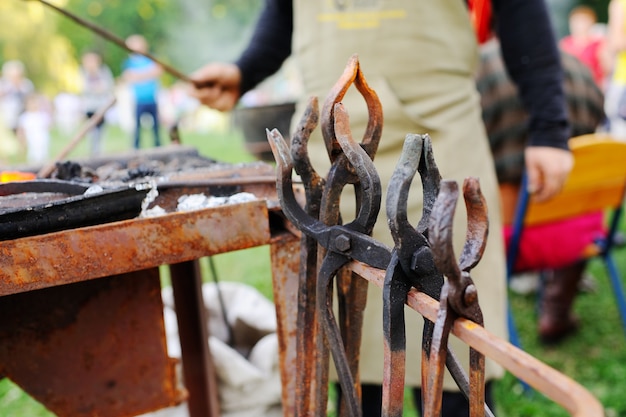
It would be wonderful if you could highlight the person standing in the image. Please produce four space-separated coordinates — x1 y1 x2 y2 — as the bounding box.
559 6 607 90
79 51 115 156
477 37 606 344
605 0 626 140
0 60 34 134
189 1 573 415
122 35 163 149
17 93 51 165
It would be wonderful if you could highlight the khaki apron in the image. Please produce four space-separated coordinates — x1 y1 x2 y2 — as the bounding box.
292 0 507 390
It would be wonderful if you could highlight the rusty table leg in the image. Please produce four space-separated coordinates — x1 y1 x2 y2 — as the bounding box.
270 230 301 416
170 260 221 417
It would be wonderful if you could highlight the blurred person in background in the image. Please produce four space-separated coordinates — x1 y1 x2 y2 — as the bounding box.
477 37 606 344
0 118 20 163
605 0 626 140
559 6 607 90
79 51 115 156
189 0 573 415
17 93 52 165
0 60 34 134
53 91 82 136
122 34 163 149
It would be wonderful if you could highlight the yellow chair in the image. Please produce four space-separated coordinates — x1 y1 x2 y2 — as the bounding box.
506 134 626 347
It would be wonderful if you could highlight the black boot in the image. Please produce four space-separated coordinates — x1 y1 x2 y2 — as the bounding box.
538 261 585 344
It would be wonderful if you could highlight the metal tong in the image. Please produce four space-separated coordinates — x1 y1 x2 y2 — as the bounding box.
381 133 442 416
382 134 494 417
267 54 390 417
425 177 489 417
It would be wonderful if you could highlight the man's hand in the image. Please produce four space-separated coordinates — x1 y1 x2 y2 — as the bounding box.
188 63 242 112
524 146 574 202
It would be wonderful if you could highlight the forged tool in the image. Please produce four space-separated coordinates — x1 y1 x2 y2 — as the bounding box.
269 55 494 417
268 54 388 417
289 95 327 415
267 102 391 416
382 135 494 417
317 55 383 417
425 178 489 417
382 133 443 416
348 259 604 417
267 54 602 416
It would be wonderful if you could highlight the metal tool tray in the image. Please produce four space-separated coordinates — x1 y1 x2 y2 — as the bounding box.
0 179 150 241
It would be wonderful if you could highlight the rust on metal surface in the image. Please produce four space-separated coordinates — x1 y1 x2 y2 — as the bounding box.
0 144 281 417
284 95 327 416
0 200 270 296
382 134 443 417
424 178 488 417
320 53 383 161
269 230 301 416
0 269 184 417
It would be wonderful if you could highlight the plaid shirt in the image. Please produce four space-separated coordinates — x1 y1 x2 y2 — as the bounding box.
476 38 605 185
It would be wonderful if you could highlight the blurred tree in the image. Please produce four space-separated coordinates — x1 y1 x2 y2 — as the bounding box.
1 0 263 94
0 1 79 95
53 0 263 83
163 0 263 74
0 0 182 95
57 0 180 78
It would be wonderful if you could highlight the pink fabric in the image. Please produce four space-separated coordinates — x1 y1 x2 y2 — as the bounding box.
559 36 605 88
504 212 605 272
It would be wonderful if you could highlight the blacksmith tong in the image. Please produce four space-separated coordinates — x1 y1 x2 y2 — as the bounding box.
382 134 494 417
268 54 391 417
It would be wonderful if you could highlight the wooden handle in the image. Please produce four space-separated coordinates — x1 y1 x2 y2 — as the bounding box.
348 260 604 417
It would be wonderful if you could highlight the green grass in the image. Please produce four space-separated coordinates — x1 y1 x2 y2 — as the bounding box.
494 253 626 417
0 380 51 417
2 119 626 416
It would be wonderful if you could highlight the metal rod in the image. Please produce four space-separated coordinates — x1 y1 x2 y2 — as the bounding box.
27 0 198 85
206 256 235 347
38 96 117 178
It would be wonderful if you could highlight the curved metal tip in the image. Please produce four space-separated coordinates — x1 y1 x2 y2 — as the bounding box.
333 103 382 231
386 134 424 239
458 177 488 271
417 134 442 234
428 180 462 281
291 97 321 184
267 128 292 175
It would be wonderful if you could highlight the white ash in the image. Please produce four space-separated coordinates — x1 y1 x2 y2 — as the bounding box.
84 185 104 196
141 205 167 218
140 181 159 213
177 192 258 212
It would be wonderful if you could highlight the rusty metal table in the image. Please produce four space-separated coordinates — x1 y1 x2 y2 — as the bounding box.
0 182 300 417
